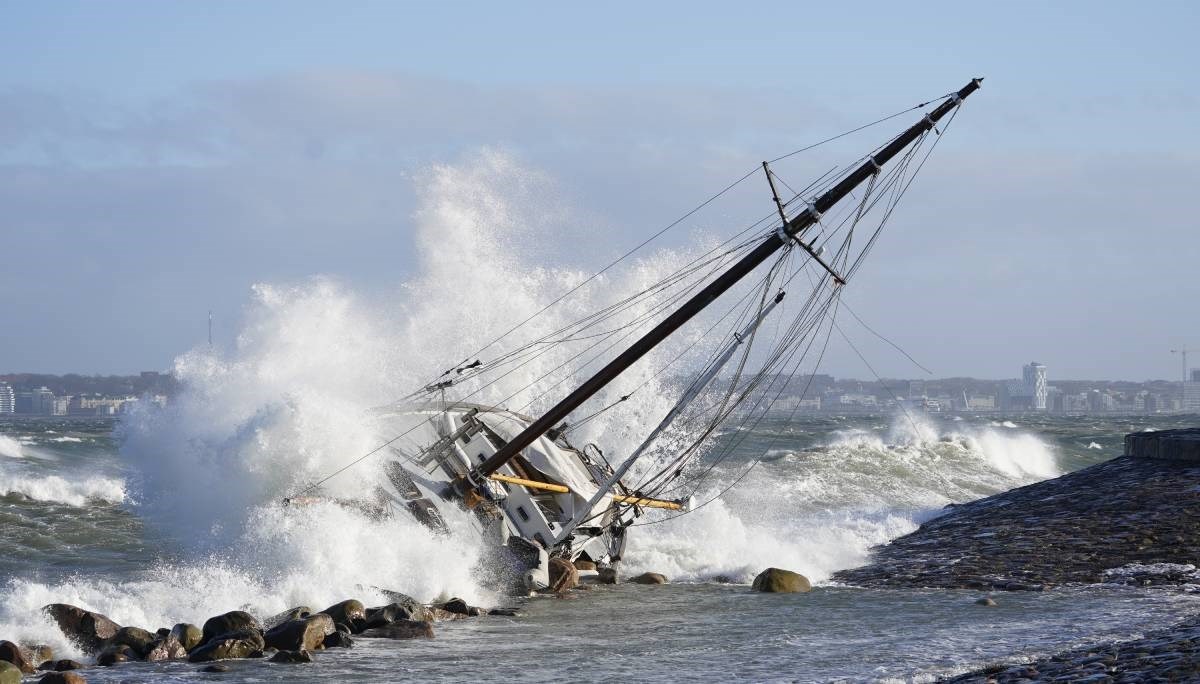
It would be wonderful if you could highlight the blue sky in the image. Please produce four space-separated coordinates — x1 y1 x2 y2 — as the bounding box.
1 1 1197 379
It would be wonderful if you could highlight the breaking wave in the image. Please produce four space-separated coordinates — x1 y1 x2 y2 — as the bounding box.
626 414 1061 584
0 472 126 507
0 435 24 458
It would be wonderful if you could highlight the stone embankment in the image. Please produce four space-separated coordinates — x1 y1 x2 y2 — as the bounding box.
832 428 1200 682
833 429 1200 591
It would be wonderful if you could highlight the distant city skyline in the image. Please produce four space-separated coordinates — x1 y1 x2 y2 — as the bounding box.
1 2 1197 378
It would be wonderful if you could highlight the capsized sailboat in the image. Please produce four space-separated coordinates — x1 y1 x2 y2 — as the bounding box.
293 79 982 591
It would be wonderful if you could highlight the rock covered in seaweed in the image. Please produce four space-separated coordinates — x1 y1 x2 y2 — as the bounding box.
752 568 811 593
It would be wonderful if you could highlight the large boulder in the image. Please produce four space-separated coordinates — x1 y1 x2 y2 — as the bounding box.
361 603 414 631
23 645 53 669
42 604 121 654
169 623 204 652
0 662 20 684
145 634 188 661
0 641 33 674
264 614 333 652
630 572 669 585
548 557 579 593
358 620 434 639
37 673 85 684
105 626 157 658
264 606 312 630
751 567 811 593
187 629 264 663
319 600 366 631
200 611 261 645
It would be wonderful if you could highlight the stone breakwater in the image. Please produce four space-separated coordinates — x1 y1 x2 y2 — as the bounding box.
944 615 1200 683
833 433 1200 591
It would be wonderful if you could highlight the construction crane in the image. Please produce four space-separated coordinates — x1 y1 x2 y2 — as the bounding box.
1171 346 1191 384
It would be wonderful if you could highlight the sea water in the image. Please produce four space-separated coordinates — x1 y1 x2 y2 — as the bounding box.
4 152 1199 681
4 413 1200 683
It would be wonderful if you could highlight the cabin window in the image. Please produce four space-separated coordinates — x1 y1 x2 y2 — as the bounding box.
516 506 530 522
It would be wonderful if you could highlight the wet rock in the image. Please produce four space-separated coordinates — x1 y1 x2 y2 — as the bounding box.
155 628 170 638
37 673 85 684
105 626 157 658
595 568 618 585
0 661 19 684
323 631 353 649
438 598 470 615
488 608 521 617
574 559 597 571
145 634 188 661
96 644 135 666
42 605 121 655
630 572 670 585
0 641 34 673
319 600 366 631
263 614 333 652
751 568 810 593
362 603 413 630
975 597 998 607
200 611 261 645
200 663 230 672
263 606 311 630
170 623 204 652
359 620 435 640
45 660 83 672
548 557 579 593
268 649 312 664
188 629 265 663
23 644 53 669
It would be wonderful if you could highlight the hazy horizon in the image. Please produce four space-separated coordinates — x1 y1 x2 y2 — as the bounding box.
2 2 1197 380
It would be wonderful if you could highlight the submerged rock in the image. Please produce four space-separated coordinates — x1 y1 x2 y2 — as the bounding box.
200 663 230 672
548 557 579 593
170 623 204 652
268 649 312 664
0 641 34 674
595 568 618 585
42 660 83 672
975 597 998 607
36 673 85 684
488 608 521 617
359 620 435 640
264 614 332 652
630 572 670 585
200 612 261 645
323 631 353 649
319 600 366 631
42 605 120 655
752 568 811 593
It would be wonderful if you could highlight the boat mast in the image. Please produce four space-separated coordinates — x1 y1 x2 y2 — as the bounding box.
469 78 982 485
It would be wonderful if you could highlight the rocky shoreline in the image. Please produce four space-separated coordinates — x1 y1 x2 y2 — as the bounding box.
833 434 1200 591
834 428 1200 682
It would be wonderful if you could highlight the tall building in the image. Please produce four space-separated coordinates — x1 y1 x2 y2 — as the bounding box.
1023 362 1048 411
30 387 55 415
0 382 13 414
1184 368 1200 412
